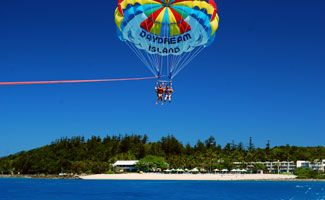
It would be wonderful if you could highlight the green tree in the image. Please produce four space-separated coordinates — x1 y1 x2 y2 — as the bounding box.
136 155 168 171
295 168 317 179
248 137 255 152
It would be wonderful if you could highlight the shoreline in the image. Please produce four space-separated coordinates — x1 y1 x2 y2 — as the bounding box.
0 174 79 179
80 173 298 181
1 174 324 181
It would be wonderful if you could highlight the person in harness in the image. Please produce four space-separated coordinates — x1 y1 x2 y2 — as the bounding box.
155 83 165 105
164 84 174 103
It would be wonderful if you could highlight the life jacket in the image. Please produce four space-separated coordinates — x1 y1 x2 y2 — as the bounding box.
165 88 173 95
157 87 164 94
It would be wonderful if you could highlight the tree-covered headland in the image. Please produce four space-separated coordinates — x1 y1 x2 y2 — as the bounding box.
0 135 324 178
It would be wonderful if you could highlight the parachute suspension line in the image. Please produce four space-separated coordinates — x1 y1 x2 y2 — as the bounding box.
172 46 205 78
152 53 160 77
144 52 155 72
169 53 177 78
160 54 164 78
171 54 178 78
127 43 150 69
134 43 159 77
125 42 149 69
171 14 198 78
165 22 171 80
154 53 160 77
128 37 160 76
146 47 160 75
169 7 183 76
148 8 161 77
171 15 204 77
160 54 164 76
168 55 172 80
146 52 160 75
171 49 196 78
173 7 193 75
170 53 188 77
171 47 193 76
182 46 205 70
155 53 161 76
170 14 204 79
132 9 160 77
125 41 157 76
177 46 204 72
173 46 204 78
169 55 173 78
148 44 160 71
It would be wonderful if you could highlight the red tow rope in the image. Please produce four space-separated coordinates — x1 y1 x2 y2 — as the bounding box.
0 76 157 86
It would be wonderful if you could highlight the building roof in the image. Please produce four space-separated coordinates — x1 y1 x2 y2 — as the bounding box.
113 160 138 166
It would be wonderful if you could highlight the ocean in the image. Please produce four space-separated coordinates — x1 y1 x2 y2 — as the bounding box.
0 178 324 200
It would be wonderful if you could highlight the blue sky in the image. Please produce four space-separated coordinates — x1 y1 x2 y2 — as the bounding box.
1 0 325 156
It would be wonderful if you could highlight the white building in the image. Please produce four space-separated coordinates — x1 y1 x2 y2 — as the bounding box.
297 160 325 171
112 160 139 172
263 161 296 173
296 160 310 168
234 161 296 173
234 160 325 173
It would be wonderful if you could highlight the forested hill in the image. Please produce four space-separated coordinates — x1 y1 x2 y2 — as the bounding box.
0 135 324 174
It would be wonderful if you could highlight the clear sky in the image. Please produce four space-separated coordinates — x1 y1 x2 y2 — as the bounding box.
1 0 325 156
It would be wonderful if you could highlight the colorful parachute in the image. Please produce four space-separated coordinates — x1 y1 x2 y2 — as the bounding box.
115 0 219 79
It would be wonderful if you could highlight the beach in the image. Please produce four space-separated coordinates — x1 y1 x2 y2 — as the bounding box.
80 173 297 181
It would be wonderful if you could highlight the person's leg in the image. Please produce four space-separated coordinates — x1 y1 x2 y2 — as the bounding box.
159 95 163 105
156 94 160 104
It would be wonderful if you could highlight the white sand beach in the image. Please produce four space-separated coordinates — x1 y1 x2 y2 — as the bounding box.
80 173 297 181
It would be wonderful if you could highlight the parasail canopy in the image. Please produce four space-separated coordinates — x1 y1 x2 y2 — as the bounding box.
115 0 219 79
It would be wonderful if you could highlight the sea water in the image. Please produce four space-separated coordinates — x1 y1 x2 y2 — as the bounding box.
0 178 324 200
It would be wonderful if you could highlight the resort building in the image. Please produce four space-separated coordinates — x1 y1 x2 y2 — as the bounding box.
296 160 311 168
112 160 139 172
266 161 296 173
296 160 325 171
234 159 325 174
233 161 296 173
